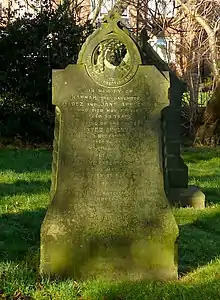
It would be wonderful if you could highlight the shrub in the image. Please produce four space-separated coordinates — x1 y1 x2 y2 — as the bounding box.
0 1 93 143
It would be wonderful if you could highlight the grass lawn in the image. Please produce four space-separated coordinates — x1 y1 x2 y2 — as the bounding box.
0 146 220 299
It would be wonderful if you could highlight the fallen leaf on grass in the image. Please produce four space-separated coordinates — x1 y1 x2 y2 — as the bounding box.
0 290 8 300
13 291 22 300
12 291 33 300
35 282 44 290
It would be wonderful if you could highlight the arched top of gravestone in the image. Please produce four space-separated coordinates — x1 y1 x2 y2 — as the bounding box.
77 10 142 88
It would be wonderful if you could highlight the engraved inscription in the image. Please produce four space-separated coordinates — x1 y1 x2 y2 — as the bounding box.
58 86 152 202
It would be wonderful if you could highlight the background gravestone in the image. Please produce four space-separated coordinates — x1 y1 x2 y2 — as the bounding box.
40 11 179 281
139 32 205 209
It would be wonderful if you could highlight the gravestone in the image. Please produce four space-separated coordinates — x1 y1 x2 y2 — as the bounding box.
40 11 179 281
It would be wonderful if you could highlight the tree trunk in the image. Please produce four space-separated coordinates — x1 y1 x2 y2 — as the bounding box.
187 48 200 137
194 80 220 146
175 0 220 146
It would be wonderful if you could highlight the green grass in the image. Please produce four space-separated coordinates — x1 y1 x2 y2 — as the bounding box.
0 146 220 299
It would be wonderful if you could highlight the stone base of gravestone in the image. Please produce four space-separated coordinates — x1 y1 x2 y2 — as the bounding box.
41 210 178 281
169 185 205 209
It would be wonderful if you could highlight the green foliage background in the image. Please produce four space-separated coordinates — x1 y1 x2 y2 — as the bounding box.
0 2 93 143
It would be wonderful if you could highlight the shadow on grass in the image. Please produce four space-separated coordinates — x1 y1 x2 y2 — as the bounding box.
0 148 52 173
182 147 220 164
178 211 220 275
0 208 46 265
0 180 51 197
202 188 220 205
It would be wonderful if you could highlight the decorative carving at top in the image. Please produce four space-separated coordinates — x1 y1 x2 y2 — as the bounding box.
77 10 142 87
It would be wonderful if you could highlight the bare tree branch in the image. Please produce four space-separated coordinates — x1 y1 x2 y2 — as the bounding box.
176 0 219 79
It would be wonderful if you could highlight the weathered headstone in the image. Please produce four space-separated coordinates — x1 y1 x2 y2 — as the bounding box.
40 11 179 281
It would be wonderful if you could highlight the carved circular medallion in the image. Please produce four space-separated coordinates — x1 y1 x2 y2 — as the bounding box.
85 38 139 87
